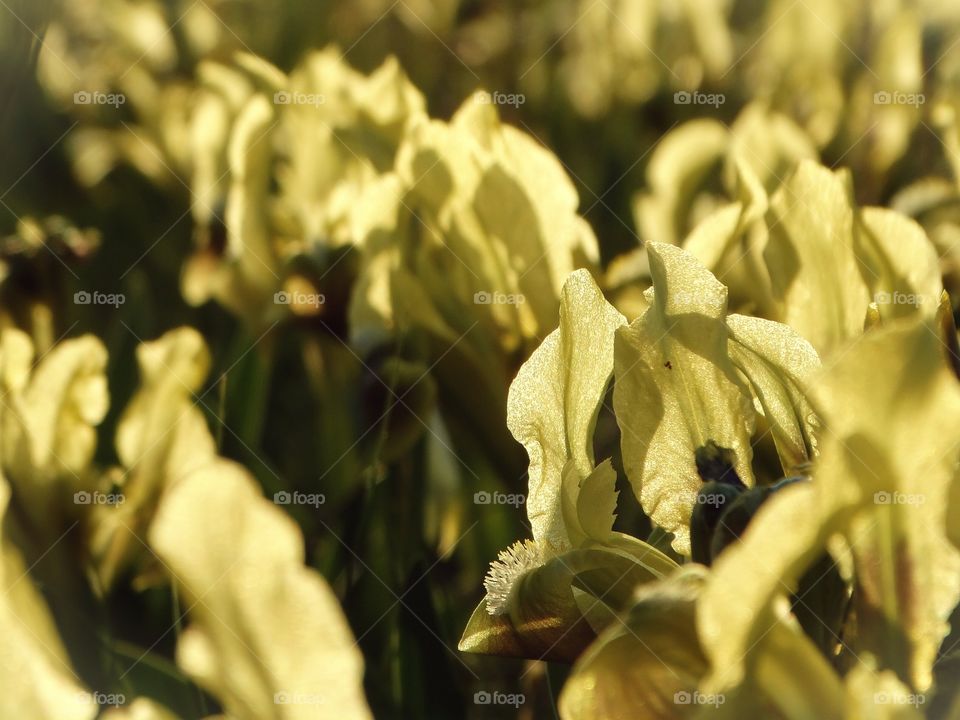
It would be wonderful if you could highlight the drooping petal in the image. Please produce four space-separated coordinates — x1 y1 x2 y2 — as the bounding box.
558 566 710 720
700 316 960 694
149 460 372 720
0 477 97 720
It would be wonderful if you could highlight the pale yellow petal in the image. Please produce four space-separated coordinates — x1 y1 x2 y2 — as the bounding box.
701 316 960 694
726 314 821 471
614 242 755 554
508 270 625 548
19 334 108 479
0 477 97 720
149 461 372 720
92 327 216 589
764 161 871 355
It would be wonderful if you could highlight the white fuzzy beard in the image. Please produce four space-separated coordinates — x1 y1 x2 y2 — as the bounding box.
482 539 547 616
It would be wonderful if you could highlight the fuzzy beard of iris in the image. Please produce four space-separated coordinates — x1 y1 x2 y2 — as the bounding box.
482 539 551 616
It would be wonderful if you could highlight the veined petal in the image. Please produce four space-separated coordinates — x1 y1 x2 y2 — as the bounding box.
558 566 710 720
700 316 960 695
614 242 755 554
764 161 871 355
726 314 821 471
508 269 626 549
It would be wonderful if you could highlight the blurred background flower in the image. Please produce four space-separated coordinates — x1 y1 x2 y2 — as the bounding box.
3 0 960 718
